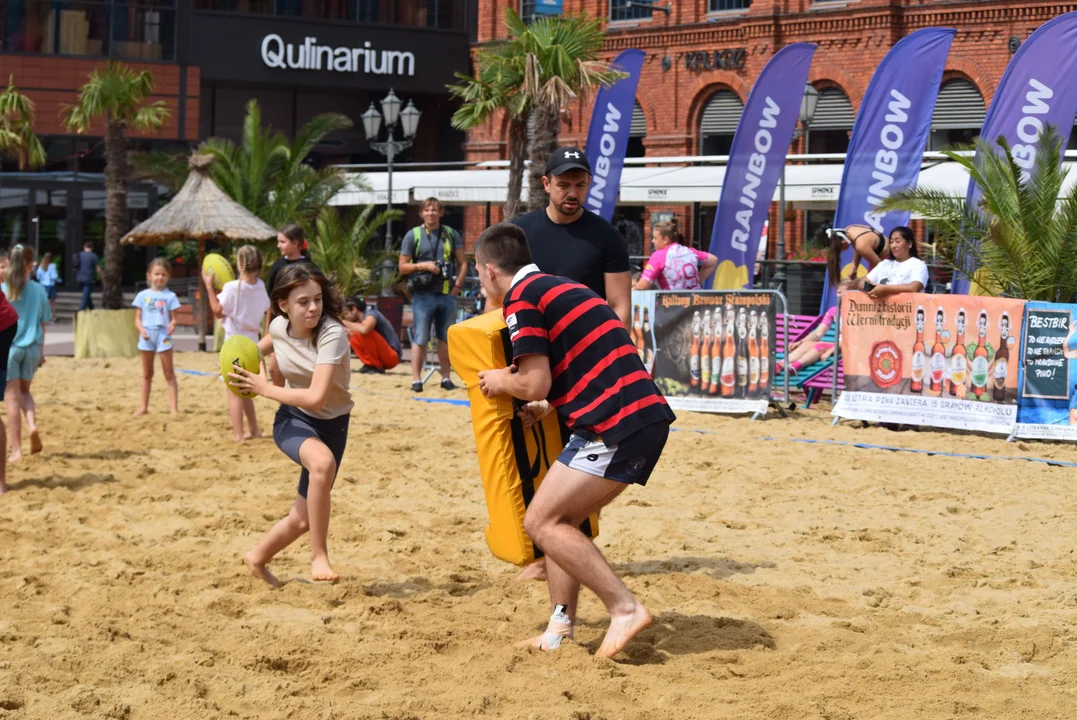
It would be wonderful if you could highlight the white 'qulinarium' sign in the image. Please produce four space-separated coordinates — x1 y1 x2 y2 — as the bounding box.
261 34 416 76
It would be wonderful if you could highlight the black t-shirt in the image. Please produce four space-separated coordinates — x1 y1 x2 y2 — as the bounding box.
268 255 320 292
510 208 630 299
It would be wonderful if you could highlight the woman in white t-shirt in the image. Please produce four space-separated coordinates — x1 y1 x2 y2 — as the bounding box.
204 246 272 443
839 226 928 300
227 263 354 587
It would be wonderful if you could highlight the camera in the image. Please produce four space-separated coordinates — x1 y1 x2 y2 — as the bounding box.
406 259 454 293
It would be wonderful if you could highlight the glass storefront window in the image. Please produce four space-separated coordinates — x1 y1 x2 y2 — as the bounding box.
0 189 31 248
194 0 459 28
1 0 176 60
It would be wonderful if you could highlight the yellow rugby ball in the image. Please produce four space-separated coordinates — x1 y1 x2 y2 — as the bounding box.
202 252 235 291
220 335 261 399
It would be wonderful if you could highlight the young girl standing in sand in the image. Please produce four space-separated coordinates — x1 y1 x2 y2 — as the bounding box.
3 245 52 462
203 246 272 442
133 258 181 416
227 264 353 587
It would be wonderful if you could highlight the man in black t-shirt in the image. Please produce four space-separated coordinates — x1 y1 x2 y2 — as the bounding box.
510 147 631 330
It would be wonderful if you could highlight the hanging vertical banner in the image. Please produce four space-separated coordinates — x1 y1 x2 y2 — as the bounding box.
820 27 955 310
953 11 1077 295
707 43 816 290
584 48 645 222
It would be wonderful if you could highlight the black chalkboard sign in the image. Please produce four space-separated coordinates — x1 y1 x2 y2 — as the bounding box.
1021 308 1071 400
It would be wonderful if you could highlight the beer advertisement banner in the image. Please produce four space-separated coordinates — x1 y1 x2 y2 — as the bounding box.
1015 302 1077 441
833 292 1023 433
634 290 777 415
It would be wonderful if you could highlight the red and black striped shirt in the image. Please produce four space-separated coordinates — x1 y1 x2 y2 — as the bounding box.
504 266 675 445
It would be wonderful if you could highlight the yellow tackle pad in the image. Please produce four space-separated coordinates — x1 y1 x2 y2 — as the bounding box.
448 310 598 566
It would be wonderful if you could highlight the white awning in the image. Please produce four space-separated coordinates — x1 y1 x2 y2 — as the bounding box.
916 161 1077 197
412 169 530 204
618 163 846 205
331 172 420 206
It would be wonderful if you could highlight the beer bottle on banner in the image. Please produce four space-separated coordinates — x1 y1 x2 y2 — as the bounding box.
992 313 1010 402
736 307 749 397
949 310 968 397
631 305 642 358
759 311 770 391
709 310 723 395
971 310 990 399
700 310 713 393
747 310 760 396
929 308 947 395
910 307 926 393
689 310 702 390
721 306 736 397
642 307 654 375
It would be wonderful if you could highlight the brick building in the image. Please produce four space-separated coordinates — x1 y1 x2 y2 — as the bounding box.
463 0 1077 258
0 1 472 287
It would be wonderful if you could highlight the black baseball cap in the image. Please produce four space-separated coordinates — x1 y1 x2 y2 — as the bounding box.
545 147 592 177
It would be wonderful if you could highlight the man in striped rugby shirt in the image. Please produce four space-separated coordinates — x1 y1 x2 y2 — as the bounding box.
475 222 675 659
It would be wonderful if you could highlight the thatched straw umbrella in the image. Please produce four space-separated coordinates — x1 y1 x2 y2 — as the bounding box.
123 153 277 351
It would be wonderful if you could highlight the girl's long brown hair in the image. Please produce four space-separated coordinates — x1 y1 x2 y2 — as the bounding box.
270 263 342 347
6 245 33 302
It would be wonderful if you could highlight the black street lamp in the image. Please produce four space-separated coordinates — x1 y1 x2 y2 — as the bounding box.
362 89 422 251
773 84 819 289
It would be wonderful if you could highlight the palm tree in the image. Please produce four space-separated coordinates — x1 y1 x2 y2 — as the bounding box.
0 77 46 169
133 99 353 268
449 9 623 217
64 62 169 309
881 125 1077 302
307 204 403 297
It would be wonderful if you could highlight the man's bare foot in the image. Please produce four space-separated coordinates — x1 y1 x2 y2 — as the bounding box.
245 430 263 440
29 430 41 455
516 558 548 582
245 552 282 588
311 556 339 583
132 408 148 417
595 602 652 659
233 434 245 443
8 452 21 463
169 407 179 415
516 616 573 651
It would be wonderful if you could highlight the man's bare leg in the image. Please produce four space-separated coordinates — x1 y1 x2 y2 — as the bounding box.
436 341 452 381
522 463 651 659
517 557 580 649
411 344 426 383
299 439 338 582
246 495 310 588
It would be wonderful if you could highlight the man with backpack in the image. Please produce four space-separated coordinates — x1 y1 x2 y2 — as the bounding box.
398 197 468 392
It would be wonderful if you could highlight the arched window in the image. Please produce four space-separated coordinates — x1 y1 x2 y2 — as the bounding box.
806 87 854 154
628 100 646 158
929 79 986 151
699 90 744 156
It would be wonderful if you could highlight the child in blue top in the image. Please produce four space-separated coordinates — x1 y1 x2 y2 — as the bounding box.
3 245 51 462
133 258 182 416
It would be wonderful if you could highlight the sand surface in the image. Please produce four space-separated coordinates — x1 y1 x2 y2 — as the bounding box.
1 354 1076 719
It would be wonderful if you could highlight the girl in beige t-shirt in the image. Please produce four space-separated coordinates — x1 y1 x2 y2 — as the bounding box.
228 264 353 587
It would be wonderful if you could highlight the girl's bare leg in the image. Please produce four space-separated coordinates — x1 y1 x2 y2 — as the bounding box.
245 495 310 588
227 390 244 442
6 380 22 462
21 380 40 454
299 439 338 582
134 351 154 416
160 349 178 414
242 398 262 439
